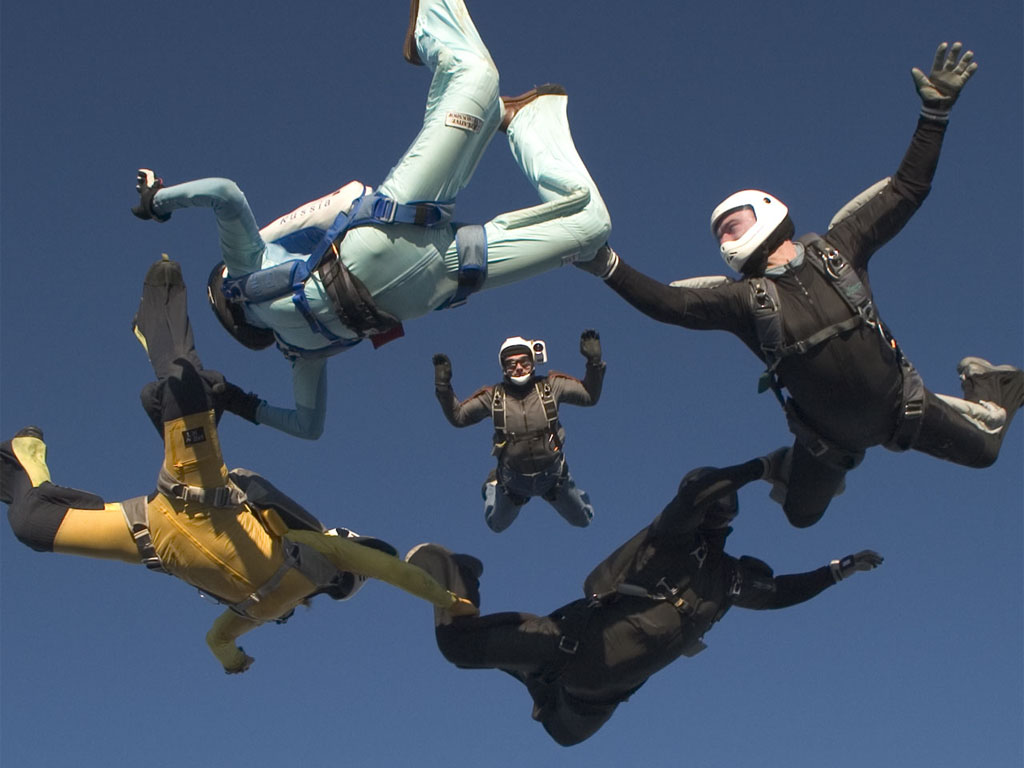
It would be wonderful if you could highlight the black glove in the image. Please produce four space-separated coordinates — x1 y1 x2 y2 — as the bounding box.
218 381 263 424
130 169 171 222
433 353 452 388
579 329 602 365
911 42 977 120
830 550 883 582
574 244 619 279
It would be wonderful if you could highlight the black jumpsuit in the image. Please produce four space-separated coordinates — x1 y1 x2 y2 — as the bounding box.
418 459 841 746
602 117 1024 526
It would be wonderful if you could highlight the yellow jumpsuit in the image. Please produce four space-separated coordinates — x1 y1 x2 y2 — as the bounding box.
39 411 462 671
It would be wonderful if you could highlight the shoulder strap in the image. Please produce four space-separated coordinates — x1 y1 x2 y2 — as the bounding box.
798 234 877 325
535 378 560 429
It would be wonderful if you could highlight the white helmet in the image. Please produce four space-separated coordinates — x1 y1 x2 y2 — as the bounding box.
499 336 539 385
710 190 793 274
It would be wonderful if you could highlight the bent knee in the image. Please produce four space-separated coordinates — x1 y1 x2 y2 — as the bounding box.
782 502 826 529
575 207 612 259
7 487 71 552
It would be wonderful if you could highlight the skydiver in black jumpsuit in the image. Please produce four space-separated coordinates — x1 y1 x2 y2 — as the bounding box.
407 455 882 745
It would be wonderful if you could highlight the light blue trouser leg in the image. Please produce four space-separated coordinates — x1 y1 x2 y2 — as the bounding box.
545 470 594 528
482 479 524 533
377 0 501 204
454 93 611 292
151 178 269 277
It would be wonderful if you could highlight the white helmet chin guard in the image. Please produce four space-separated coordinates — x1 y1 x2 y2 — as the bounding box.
711 190 791 274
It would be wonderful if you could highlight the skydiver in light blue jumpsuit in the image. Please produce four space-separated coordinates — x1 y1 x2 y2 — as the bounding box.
132 0 611 440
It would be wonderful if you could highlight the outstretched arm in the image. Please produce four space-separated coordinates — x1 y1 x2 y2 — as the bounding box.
549 330 606 406
581 246 752 334
255 357 328 440
433 354 492 427
736 550 884 610
829 42 977 269
285 530 476 614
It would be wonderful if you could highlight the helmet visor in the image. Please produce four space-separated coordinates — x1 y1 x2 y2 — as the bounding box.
713 205 756 245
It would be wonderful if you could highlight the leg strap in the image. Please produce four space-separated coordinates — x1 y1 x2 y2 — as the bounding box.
121 496 168 573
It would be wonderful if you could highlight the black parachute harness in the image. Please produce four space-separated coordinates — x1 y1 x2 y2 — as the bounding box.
490 379 563 455
750 234 926 465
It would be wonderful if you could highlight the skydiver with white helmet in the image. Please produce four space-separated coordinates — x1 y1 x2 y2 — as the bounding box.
578 42 1024 528
433 330 604 532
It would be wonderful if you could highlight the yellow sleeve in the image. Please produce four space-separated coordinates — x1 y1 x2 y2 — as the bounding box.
286 529 456 608
206 610 260 670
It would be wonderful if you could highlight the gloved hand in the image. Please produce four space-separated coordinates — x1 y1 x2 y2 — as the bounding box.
579 329 602 365
433 353 452 388
911 42 977 116
574 243 619 279
224 648 255 675
130 168 171 222
830 550 884 582
218 381 263 424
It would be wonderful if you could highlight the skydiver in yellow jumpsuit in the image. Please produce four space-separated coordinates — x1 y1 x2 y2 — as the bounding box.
0 256 476 674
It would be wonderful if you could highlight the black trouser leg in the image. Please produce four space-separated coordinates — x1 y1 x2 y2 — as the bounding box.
913 381 1024 468
134 259 224 432
782 440 849 528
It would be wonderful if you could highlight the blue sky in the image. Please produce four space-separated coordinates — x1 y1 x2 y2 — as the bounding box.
1 2 1021 766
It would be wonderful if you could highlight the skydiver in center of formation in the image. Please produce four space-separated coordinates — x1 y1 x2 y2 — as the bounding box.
578 41 1024 528
130 0 611 440
0 256 477 674
407 452 882 746
433 330 605 532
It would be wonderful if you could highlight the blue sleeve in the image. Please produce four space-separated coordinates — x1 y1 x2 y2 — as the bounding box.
255 357 327 439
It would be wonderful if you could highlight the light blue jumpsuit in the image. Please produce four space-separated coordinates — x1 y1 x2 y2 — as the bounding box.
147 0 611 439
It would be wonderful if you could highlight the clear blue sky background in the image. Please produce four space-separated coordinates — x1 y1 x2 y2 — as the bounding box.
2 2 1021 766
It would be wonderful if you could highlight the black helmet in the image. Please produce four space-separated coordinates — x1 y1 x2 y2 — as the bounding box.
207 263 276 351
679 466 738 529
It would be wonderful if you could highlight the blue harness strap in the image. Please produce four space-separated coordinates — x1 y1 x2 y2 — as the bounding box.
221 192 455 359
438 224 488 309
306 192 456 270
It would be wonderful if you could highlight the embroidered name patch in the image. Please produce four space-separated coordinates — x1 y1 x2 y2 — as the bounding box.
183 427 207 446
444 111 483 133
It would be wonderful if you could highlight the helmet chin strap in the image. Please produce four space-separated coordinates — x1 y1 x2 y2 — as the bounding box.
740 215 795 276
506 373 533 386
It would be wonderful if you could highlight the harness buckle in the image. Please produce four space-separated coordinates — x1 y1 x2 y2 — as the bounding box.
558 636 579 654
371 196 397 223
823 249 846 279
903 398 925 419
